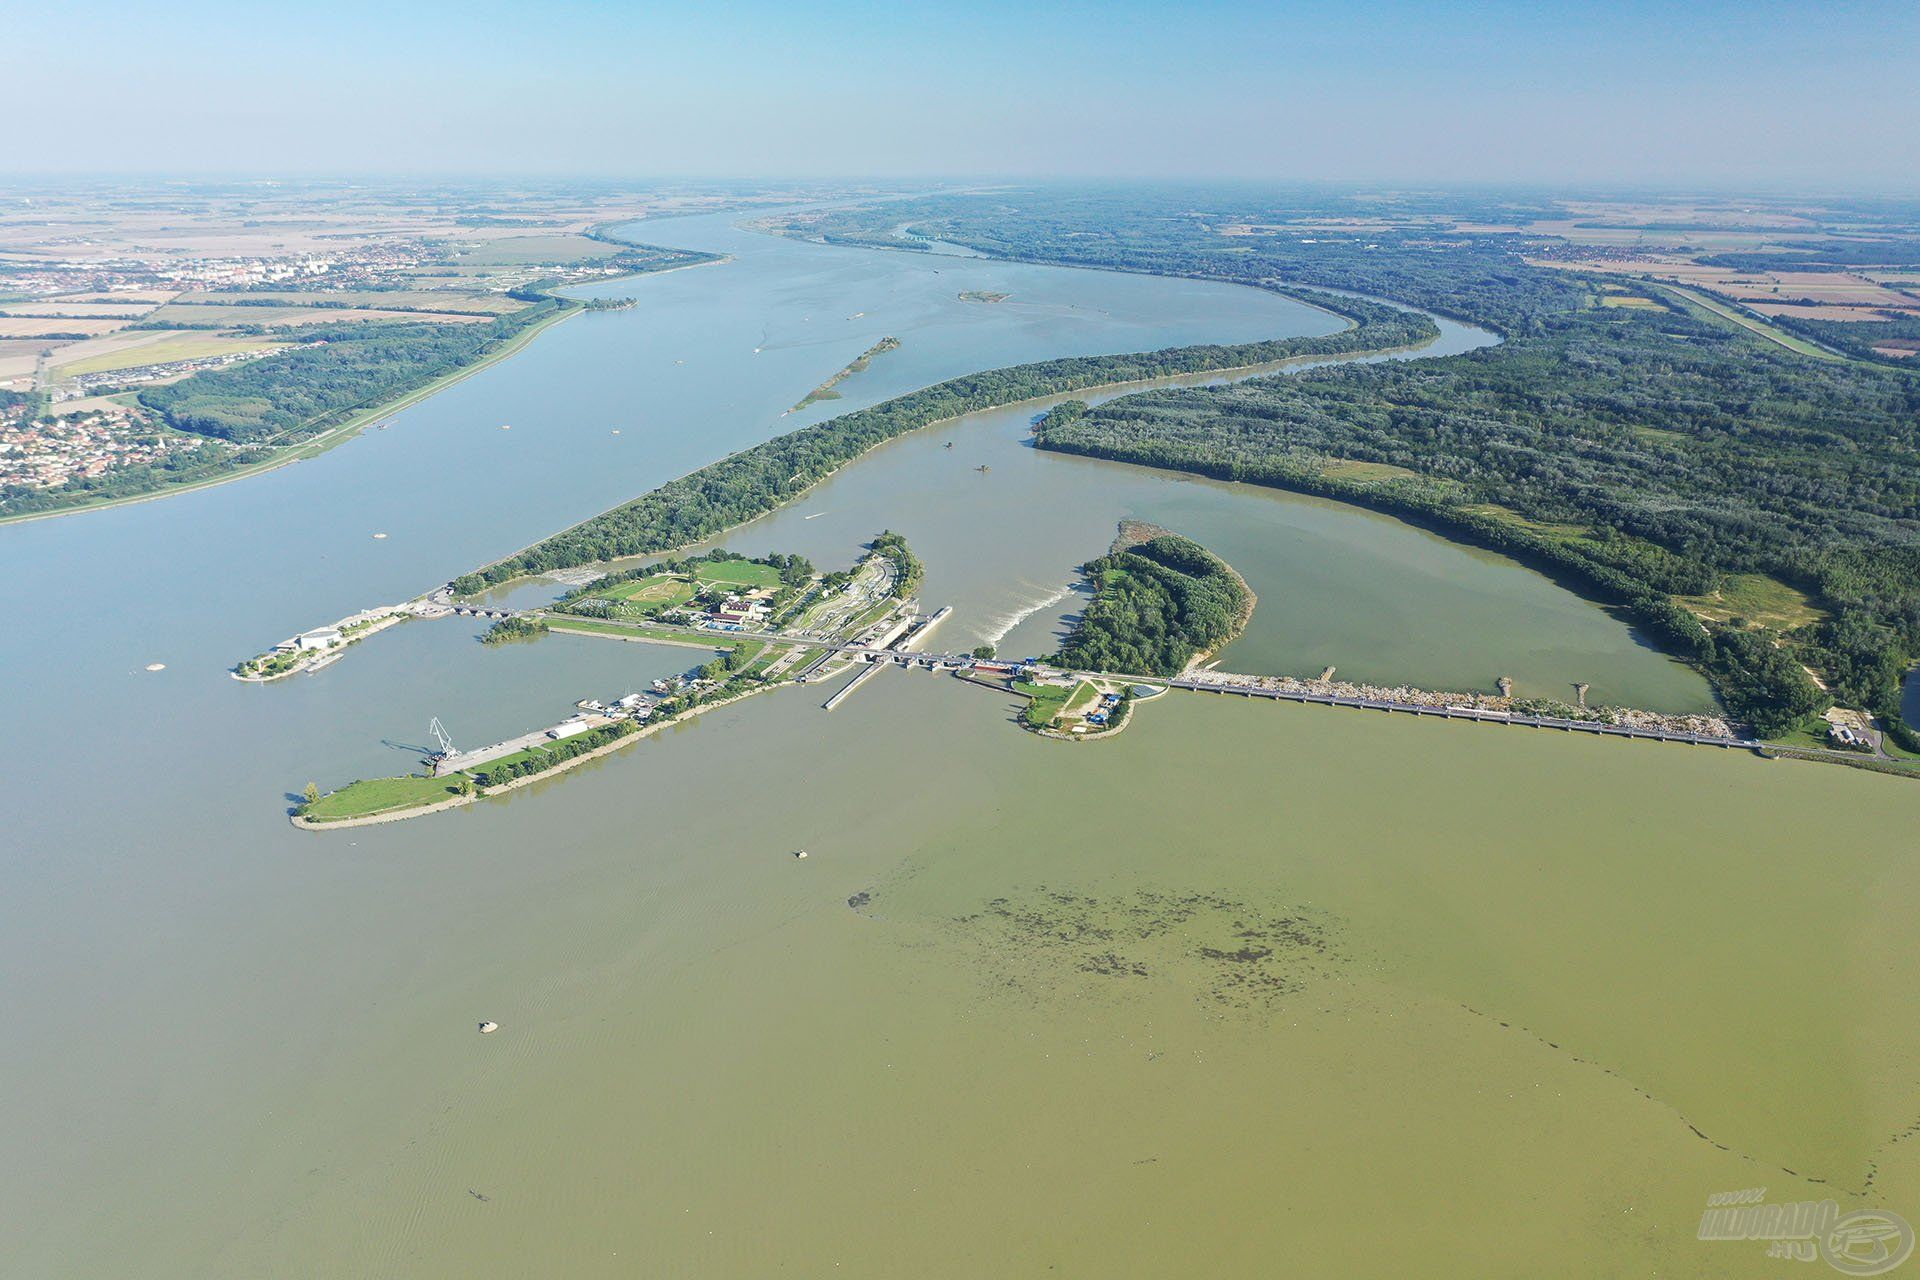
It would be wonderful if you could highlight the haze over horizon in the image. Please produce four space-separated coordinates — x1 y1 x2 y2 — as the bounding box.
9 0 1916 189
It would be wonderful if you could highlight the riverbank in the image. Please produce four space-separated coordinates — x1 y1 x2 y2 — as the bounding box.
0 302 585 527
3 248 734 529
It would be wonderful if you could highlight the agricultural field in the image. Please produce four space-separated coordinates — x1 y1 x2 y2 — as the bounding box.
141 303 490 328
50 332 289 377
170 289 524 314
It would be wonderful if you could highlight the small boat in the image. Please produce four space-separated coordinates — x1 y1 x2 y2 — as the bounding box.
975 464 990 473
499 424 512 431
372 532 388 539
793 850 809 860
945 442 953 449
144 663 166 672
478 1021 499 1034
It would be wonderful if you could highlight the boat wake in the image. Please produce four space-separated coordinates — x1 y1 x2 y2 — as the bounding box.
980 582 1076 646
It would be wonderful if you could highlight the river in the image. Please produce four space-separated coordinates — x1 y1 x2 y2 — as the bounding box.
1 207 1913 1278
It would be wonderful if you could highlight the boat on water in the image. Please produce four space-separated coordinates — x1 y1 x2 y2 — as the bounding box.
479 1021 499 1034
793 850 809 860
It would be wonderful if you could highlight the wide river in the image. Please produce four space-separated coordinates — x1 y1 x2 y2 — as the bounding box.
2 208 1914 1277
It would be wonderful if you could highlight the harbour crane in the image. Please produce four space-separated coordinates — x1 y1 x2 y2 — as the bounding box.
429 717 457 759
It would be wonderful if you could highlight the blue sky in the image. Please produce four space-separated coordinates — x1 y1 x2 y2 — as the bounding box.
8 0 1915 187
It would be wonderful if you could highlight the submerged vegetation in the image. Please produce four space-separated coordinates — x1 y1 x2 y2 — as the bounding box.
1054 527 1253 677
449 292 1437 594
793 335 900 410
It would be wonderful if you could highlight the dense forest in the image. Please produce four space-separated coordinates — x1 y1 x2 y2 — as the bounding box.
838 189 1920 736
447 292 1436 593
1054 530 1253 677
139 301 566 442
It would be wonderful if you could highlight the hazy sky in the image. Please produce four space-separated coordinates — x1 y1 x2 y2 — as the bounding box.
9 0 1916 188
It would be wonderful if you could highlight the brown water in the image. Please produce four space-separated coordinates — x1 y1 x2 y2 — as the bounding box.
1 206 1910 1278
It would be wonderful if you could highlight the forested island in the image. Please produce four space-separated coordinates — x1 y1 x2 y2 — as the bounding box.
1054 524 1253 676
449 291 1437 593
783 191 1920 745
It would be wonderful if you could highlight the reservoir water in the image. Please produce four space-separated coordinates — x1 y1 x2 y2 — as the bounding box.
1 208 1913 1277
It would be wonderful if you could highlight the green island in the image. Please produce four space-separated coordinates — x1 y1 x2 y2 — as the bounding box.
1053 522 1255 678
791 335 901 410
958 290 1011 303
783 191 1920 756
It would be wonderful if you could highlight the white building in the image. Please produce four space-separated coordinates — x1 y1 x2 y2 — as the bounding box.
292 628 342 651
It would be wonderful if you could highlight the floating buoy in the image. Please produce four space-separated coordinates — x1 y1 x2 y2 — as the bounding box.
478 1021 499 1034
144 663 166 672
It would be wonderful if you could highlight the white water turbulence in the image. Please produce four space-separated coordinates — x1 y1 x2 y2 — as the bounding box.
979 580 1079 649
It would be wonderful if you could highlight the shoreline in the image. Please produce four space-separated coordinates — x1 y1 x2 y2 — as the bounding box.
1 250 730 529
0 303 584 527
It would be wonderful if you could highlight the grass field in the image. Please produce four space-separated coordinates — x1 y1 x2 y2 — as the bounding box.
1060 681 1103 719
1651 284 1843 361
52 332 289 377
1678 572 1824 632
1319 458 1422 483
695 560 785 589
1456 502 1590 542
304 774 463 822
472 744 555 774
546 616 727 649
603 573 698 612
1014 679 1074 729
1598 294 1663 309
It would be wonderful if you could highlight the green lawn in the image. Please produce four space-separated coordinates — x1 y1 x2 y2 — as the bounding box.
546 616 726 648
473 744 555 774
1060 681 1103 719
695 560 785 589
601 573 698 616
1014 679 1073 729
304 774 463 822
1652 284 1843 361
